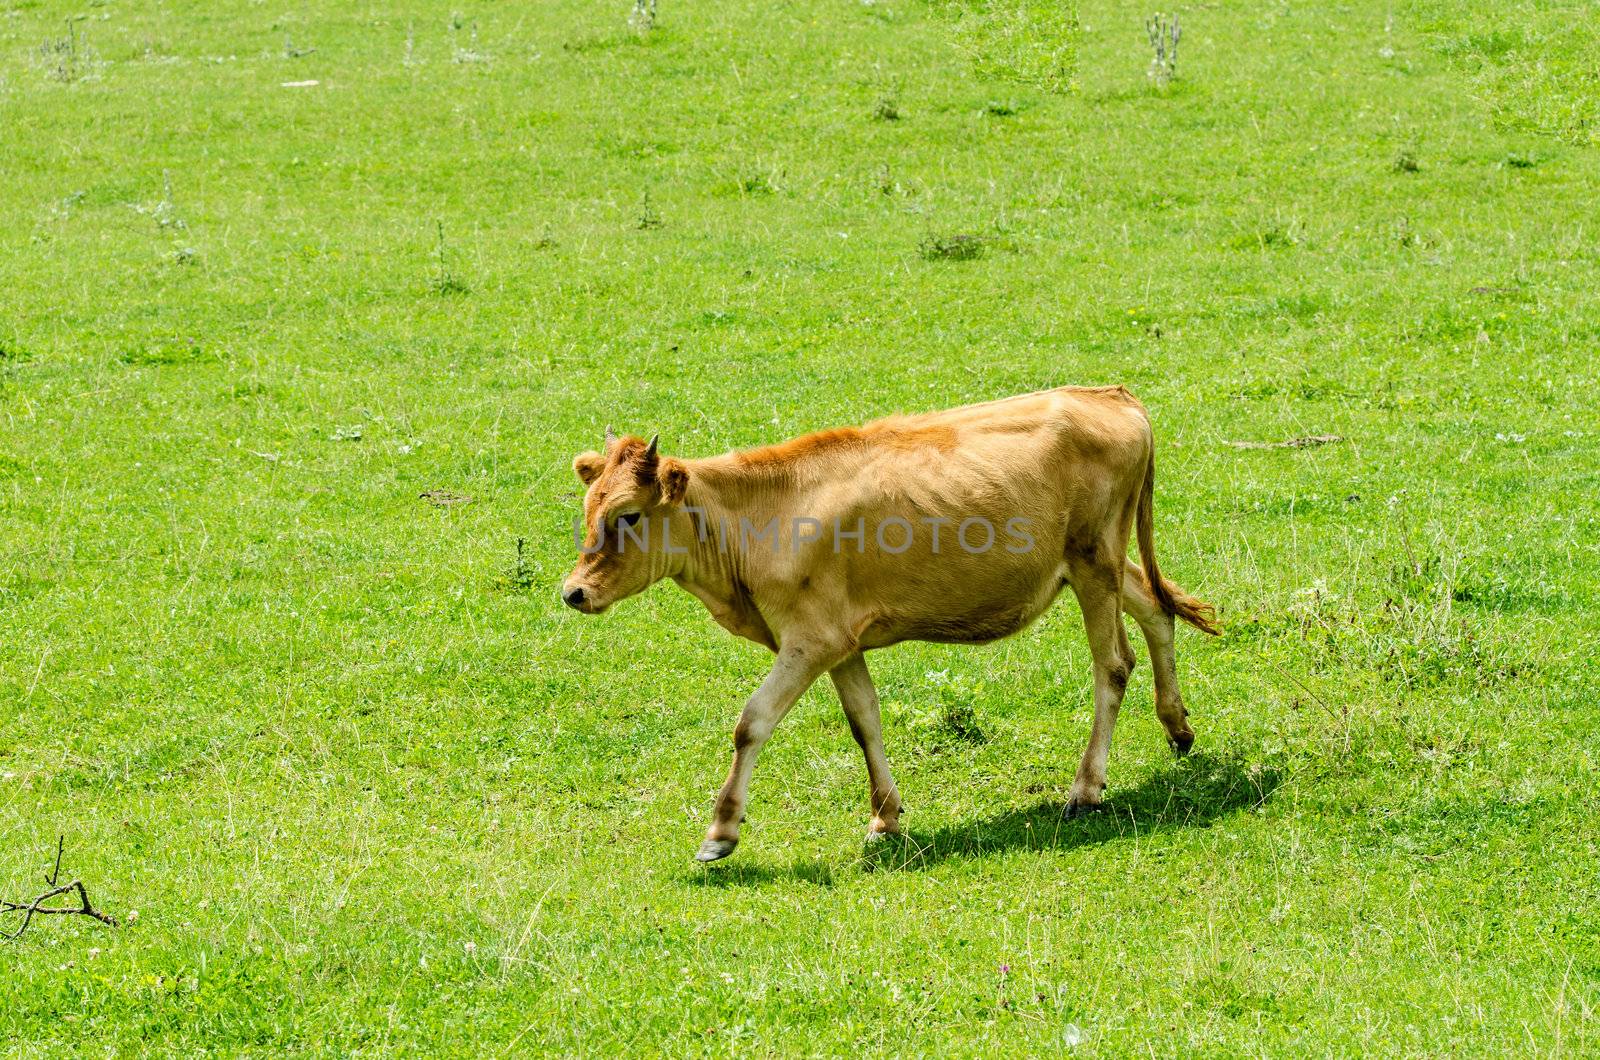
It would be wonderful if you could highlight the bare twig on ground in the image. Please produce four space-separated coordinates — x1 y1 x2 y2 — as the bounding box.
1 836 119 942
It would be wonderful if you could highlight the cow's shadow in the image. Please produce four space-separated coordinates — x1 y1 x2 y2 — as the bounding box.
868 752 1279 872
688 752 1277 885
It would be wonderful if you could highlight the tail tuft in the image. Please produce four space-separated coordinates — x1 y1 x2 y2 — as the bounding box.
1153 576 1221 636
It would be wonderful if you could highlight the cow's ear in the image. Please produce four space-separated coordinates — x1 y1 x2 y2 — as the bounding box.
573 451 605 485
659 458 689 505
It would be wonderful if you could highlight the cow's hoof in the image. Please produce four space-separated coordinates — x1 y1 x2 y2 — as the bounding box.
695 838 738 863
1064 800 1103 820
1170 732 1195 757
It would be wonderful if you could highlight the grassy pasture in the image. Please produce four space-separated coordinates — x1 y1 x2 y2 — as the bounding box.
2 0 1598 1053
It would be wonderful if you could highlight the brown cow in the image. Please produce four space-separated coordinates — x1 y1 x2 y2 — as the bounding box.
561 386 1217 862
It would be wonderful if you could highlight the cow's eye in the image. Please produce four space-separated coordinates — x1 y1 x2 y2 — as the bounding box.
616 511 643 529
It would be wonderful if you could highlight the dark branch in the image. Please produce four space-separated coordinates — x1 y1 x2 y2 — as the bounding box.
1 837 118 942
46 835 64 887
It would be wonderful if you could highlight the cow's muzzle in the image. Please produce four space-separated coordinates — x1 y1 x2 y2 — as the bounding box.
561 586 588 611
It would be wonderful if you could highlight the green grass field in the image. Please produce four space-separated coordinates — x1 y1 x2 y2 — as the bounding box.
3 0 1598 1052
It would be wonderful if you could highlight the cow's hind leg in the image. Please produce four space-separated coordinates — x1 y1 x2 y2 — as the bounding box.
829 653 901 839
1122 562 1195 755
1065 555 1137 817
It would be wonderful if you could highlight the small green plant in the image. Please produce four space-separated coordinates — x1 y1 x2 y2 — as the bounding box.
1394 149 1420 172
37 19 89 83
54 190 87 219
430 220 469 294
873 95 901 121
635 191 663 229
419 488 472 508
740 173 775 195
1231 220 1300 250
1394 217 1433 249
630 0 659 33
120 339 211 366
131 171 186 231
1146 11 1180 87
451 17 489 63
920 233 987 260
495 537 536 592
900 669 988 746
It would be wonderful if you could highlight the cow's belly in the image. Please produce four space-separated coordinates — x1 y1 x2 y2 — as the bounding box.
855 552 1069 648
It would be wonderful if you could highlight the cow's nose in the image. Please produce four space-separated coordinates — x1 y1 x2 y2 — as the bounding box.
562 586 587 610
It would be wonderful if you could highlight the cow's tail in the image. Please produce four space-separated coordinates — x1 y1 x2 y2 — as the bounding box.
1136 444 1220 635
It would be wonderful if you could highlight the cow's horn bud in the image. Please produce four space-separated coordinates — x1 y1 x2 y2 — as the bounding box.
604 425 618 449
644 434 659 460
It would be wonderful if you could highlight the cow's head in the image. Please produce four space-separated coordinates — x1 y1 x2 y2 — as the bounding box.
561 429 689 614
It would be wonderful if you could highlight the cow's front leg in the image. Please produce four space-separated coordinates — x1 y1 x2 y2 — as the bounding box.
829 653 901 839
696 642 838 862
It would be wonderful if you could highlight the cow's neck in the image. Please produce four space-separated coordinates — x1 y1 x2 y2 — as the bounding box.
669 461 784 650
